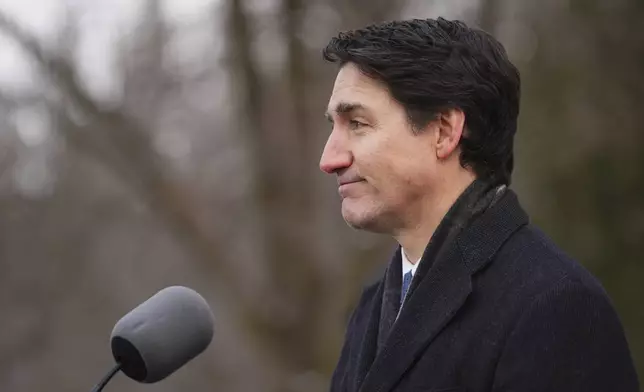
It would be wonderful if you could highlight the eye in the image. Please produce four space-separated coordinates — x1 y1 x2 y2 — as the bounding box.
348 119 366 130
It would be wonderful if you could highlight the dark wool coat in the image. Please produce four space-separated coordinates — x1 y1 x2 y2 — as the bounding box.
330 188 639 392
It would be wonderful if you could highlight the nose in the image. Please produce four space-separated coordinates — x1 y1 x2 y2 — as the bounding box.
319 129 352 174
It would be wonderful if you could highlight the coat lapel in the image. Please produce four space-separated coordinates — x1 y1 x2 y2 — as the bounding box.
377 248 404 353
357 190 529 392
358 239 472 392
350 280 384 392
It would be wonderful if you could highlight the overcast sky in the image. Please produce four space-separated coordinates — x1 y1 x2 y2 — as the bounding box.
0 0 220 96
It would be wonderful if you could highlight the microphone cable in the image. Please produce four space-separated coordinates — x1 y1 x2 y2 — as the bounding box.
90 363 122 392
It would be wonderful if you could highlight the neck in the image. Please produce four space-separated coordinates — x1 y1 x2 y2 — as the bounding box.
394 173 475 262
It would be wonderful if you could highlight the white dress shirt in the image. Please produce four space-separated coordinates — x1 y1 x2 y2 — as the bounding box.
401 248 421 280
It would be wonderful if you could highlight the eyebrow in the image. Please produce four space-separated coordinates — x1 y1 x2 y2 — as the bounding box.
325 102 368 122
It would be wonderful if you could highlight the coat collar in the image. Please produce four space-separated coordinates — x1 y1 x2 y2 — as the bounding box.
356 189 529 392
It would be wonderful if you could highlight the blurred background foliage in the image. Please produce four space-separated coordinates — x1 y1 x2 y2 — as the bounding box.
0 0 641 391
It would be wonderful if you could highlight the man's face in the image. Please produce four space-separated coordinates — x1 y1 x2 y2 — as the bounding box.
320 63 440 234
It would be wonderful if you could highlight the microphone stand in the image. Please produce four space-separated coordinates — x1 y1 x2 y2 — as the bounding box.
90 363 122 392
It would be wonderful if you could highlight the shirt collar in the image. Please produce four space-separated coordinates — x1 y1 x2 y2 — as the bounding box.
401 248 420 276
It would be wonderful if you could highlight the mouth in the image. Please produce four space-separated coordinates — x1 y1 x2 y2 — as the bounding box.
338 179 365 197
339 179 364 186
338 175 365 186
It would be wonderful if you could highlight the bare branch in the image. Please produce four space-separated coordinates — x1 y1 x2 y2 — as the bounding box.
0 10 239 301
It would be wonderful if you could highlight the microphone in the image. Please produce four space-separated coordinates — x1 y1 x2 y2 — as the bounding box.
90 286 215 392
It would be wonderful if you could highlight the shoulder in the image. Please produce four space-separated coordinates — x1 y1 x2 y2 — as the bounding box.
490 239 639 389
489 223 609 301
475 222 623 337
488 226 638 389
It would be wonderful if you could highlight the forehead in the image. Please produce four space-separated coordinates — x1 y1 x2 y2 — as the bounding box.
327 63 393 114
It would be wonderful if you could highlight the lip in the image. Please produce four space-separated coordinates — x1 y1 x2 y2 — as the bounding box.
338 179 363 187
338 180 364 197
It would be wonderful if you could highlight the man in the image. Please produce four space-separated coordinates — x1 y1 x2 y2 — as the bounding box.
320 18 639 392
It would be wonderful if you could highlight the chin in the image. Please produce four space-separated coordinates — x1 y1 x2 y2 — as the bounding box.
341 200 391 234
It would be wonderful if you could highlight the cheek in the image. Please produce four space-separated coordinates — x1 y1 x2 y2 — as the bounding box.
367 144 434 188
393 163 434 199
385 158 437 208
351 125 435 194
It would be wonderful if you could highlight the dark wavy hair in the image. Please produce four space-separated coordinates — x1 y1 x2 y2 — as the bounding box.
323 18 520 185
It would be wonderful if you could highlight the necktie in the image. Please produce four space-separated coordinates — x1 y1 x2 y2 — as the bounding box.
400 270 413 307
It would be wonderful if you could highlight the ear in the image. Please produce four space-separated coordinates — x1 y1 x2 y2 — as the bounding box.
435 108 465 160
